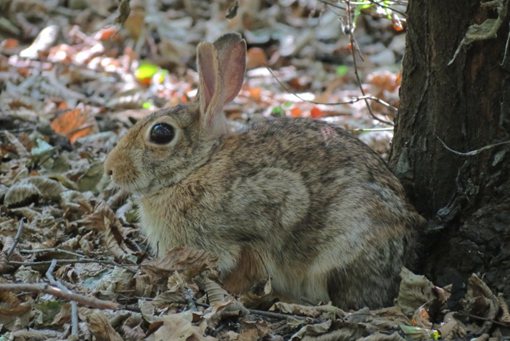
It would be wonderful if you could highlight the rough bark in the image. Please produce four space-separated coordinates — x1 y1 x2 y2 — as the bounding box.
389 0 510 300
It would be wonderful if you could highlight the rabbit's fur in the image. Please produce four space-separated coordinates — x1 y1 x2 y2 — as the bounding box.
105 33 424 309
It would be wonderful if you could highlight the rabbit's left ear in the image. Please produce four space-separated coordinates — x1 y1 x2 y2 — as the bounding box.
197 33 246 137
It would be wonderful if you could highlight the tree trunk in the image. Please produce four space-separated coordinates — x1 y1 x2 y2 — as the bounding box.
389 0 510 300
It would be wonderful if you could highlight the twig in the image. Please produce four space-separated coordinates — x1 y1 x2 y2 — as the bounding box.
46 260 79 337
248 308 310 320
20 248 87 258
346 0 395 126
0 282 120 310
454 311 510 328
8 258 137 273
12 329 63 339
367 0 407 17
6 218 25 260
266 68 398 112
436 136 510 156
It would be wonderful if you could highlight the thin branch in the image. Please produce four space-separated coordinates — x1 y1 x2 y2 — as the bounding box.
454 311 510 328
8 258 137 273
46 260 79 337
367 0 407 17
266 68 398 112
6 218 25 260
346 0 395 126
20 248 88 258
0 282 120 310
436 136 510 156
248 308 310 320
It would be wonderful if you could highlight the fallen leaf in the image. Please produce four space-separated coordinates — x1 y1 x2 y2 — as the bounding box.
135 62 161 86
141 247 218 281
248 87 262 101
310 106 323 118
87 311 124 341
2 38 19 49
148 311 214 341
396 268 435 317
95 27 120 41
246 47 267 69
50 108 96 143
291 107 302 117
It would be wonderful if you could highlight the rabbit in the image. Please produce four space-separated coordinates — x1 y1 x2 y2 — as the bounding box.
104 33 424 309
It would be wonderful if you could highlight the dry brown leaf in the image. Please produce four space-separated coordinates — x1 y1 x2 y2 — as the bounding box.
0 290 32 331
4 181 41 208
367 71 401 93
50 108 96 143
396 267 435 317
141 247 218 281
437 312 467 340
246 47 267 69
461 274 500 335
147 311 214 341
290 320 332 340
87 311 124 341
82 201 132 258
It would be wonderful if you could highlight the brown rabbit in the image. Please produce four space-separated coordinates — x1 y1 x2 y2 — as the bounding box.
105 33 424 309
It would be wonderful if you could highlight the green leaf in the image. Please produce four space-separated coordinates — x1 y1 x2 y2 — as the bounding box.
271 106 285 117
142 101 153 109
135 62 160 80
336 65 349 76
359 3 373 10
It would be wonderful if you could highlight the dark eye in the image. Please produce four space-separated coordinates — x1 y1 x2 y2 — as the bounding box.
149 123 175 144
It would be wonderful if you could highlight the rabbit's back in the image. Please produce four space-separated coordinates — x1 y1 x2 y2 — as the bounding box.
220 118 419 307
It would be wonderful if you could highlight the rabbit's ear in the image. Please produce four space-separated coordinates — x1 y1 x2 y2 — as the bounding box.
197 33 246 137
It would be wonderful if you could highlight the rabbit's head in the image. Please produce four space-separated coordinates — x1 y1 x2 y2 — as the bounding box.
104 34 246 194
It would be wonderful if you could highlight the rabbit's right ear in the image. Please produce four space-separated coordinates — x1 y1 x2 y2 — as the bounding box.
197 33 246 138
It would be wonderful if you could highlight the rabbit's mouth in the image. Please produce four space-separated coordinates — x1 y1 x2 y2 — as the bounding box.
108 169 151 194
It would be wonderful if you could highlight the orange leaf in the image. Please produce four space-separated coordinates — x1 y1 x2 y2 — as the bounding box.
246 47 267 69
310 106 323 118
290 107 302 118
368 71 400 92
249 87 262 101
95 27 119 41
17 67 30 77
392 19 404 32
50 109 95 143
2 38 19 49
57 102 69 110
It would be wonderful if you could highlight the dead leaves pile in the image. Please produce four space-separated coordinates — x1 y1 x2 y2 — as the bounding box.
2 0 509 339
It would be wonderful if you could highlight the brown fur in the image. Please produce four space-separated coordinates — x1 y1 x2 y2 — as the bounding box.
104 33 424 309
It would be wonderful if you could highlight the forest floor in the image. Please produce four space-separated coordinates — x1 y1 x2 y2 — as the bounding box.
0 1 509 340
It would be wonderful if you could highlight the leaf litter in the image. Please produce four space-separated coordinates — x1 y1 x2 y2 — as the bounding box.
1 0 509 339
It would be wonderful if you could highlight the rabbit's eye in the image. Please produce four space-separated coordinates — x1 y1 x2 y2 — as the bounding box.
149 123 175 144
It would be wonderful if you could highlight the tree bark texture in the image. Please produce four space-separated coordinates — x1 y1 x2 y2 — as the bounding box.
389 0 510 299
